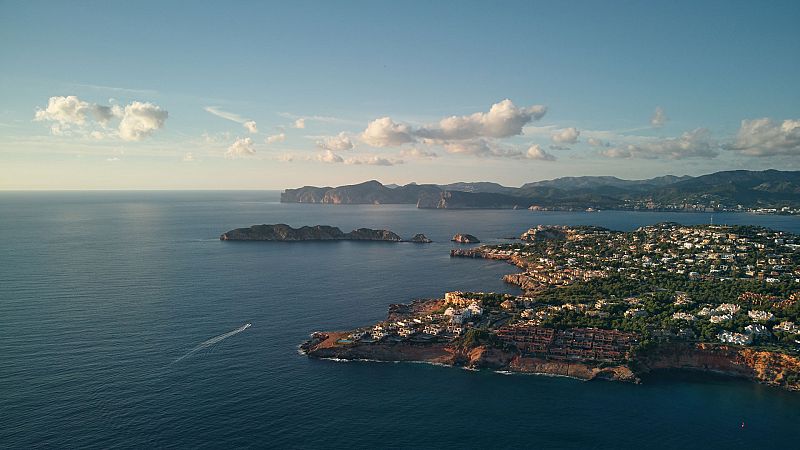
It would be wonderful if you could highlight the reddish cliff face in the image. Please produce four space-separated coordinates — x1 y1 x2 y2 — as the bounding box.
635 343 800 390
303 334 799 390
509 356 637 382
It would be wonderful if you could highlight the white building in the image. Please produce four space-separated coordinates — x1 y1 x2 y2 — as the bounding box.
773 321 800 334
747 310 774 322
710 314 733 324
718 331 752 345
744 324 770 336
672 312 696 321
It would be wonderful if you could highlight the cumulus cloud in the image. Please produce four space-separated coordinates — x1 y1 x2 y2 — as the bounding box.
587 137 610 147
727 118 800 156
35 95 94 126
266 133 286 144
360 99 547 148
118 102 168 141
182 152 196 162
225 137 256 159
317 132 354 151
345 156 403 166
599 128 717 159
400 147 439 158
551 127 580 144
651 107 668 128
277 153 294 162
243 120 258 133
416 99 547 141
316 149 343 163
34 95 167 140
294 118 306 129
526 144 556 161
361 117 415 147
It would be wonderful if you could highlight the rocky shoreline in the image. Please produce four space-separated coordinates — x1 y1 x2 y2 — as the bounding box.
301 332 638 382
301 328 800 390
301 295 800 391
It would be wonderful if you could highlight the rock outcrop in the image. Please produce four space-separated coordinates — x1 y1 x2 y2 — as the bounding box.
410 233 432 243
220 224 401 242
635 343 800 390
451 233 480 244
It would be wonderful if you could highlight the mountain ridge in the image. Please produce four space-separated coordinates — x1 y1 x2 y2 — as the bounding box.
279 170 800 211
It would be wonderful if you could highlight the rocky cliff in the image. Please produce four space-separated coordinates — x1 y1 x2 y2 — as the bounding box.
635 343 800 390
302 333 637 382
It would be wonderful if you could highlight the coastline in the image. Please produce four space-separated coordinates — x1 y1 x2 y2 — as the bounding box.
301 326 800 391
300 223 800 391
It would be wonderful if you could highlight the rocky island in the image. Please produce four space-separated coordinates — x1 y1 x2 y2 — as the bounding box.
220 224 404 241
451 233 480 244
218 223 441 243
303 223 800 391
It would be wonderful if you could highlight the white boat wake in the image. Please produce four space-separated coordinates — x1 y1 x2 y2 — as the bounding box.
173 323 251 363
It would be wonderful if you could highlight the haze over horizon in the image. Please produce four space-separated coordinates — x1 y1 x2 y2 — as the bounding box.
2 1 799 190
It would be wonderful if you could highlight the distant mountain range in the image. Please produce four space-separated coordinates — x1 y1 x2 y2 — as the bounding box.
280 170 800 211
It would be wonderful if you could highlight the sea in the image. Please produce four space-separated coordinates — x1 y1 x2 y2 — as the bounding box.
1 191 799 449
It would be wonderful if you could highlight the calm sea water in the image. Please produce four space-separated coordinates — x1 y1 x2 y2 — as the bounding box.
2 191 799 449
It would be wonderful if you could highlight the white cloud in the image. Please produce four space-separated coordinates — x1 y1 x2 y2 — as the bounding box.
225 137 256 159
106 157 121 162
727 118 800 156
35 95 93 126
182 152 196 162
360 99 547 148
361 117 415 147
277 153 294 162
599 128 717 159
416 99 547 141
266 133 286 144
651 107 668 128
243 120 258 133
316 149 343 163
442 139 498 157
204 106 258 133
204 106 244 122
294 118 306 129
317 132 354 151
118 102 168 141
400 147 439 158
551 127 580 144
587 137 610 147
526 144 556 161
35 96 167 141
345 156 402 166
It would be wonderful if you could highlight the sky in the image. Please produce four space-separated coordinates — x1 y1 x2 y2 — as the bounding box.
1 0 799 190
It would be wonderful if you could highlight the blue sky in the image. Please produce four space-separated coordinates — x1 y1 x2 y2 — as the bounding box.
1 0 799 189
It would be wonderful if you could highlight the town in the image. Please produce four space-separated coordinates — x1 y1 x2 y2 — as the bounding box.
329 223 799 361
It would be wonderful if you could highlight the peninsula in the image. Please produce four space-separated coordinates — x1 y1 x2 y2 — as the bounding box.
220 223 406 242
302 223 800 390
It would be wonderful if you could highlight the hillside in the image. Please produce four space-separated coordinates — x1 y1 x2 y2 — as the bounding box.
280 170 800 211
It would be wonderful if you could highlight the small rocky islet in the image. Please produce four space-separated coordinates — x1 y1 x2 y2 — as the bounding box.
451 233 480 244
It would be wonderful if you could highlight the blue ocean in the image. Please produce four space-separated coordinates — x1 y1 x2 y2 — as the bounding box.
2 191 799 449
